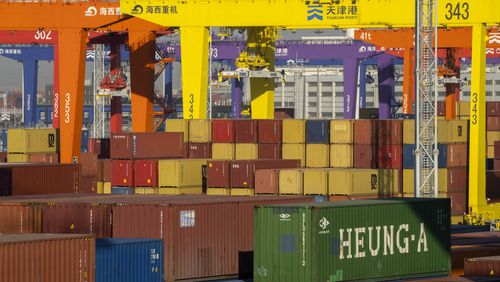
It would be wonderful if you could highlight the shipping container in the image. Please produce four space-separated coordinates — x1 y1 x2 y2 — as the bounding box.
188 119 211 142
329 169 382 196
487 170 500 200
305 120 330 144
7 128 58 153
7 153 29 163
487 116 500 131
258 143 281 159
103 182 111 194
452 244 500 276
378 120 403 145
258 120 282 144
402 169 448 194
135 160 158 187
254 198 451 282
28 152 59 163
495 159 500 171
88 138 111 159
496 141 500 159
402 144 448 169
80 152 98 177
0 152 6 162
448 167 467 193
231 160 301 188
96 238 164 282
81 176 97 193
279 169 303 194
0 234 95 282
211 119 235 143
0 203 42 233
449 120 468 143
135 187 158 194
488 146 495 159
188 142 212 159
488 131 500 146
212 143 235 160
303 169 328 195
487 101 500 116
235 119 258 143
255 169 280 194
458 101 470 117
464 256 500 277
353 144 377 168
111 160 134 187
329 144 353 168
282 119 305 143
282 144 305 167
305 144 329 168
165 119 189 142
404 192 465 216
112 187 135 194
111 195 313 281
403 119 415 144
0 163 80 196
437 100 446 116
100 159 112 182
158 159 206 187
354 119 378 144
111 132 185 159
330 120 353 144
378 144 402 169
235 143 259 160
207 160 231 188
438 120 450 143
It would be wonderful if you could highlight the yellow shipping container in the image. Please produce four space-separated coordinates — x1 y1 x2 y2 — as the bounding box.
103 182 111 194
329 144 353 168
459 116 470 120
303 169 328 195
403 120 415 144
437 120 450 143
235 144 258 160
330 120 353 144
158 159 207 187
403 168 448 194
188 119 211 142
207 188 231 195
379 169 399 195
488 145 495 159
7 153 28 163
165 119 189 142
135 187 158 194
158 187 203 195
7 128 58 153
328 169 379 196
212 143 235 160
306 144 329 168
282 144 305 167
96 182 104 194
231 188 254 196
458 101 470 117
449 120 468 143
487 131 500 146
282 119 305 143
279 169 303 194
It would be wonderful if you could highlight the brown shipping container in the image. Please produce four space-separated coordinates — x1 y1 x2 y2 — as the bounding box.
354 144 377 168
378 120 403 145
255 169 280 194
0 234 95 282
495 159 500 171
0 163 80 196
437 100 446 116
207 160 231 188
448 144 468 167
111 195 312 281
258 143 282 159
235 119 258 143
258 120 282 144
80 176 97 193
449 191 467 216
464 256 500 277
487 116 500 131
0 152 7 162
87 138 110 159
135 160 158 187
487 171 500 200
230 160 301 188
111 160 134 187
354 119 378 144
0 203 42 234
188 143 212 158
487 101 500 116
28 153 59 164
495 141 500 159
80 152 98 177
111 132 185 159
101 159 112 182
448 167 467 193
452 244 500 276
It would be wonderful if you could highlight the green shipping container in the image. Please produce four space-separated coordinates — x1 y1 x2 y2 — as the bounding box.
254 198 450 282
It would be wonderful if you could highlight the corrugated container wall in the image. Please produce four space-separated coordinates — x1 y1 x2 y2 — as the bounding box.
464 256 500 277
447 144 468 167
189 119 211 142
255 169 280 194
254 199 451 282
134 160 158 187
305 120 330 144
378 120 403 144
378 144 402 169
235 143 259 160
80 152 98 177
7 128 58 153
449 120 468 143
258 120 282 143
207 160 231 188
403 119 415 144
329 144 353 168
403 144 448 169
96 238 164 282
330 120 353 144
87 138 110 159
487 101 500 116
279 169 303 194
158 159 206 187
111 132 185 159
306 144 329 168
28 153 59 164
235 119 258 143
0 234 95 282
328 169 381 196
282 119 305 143
212 119 235 143
258 143 281 159
165 119 189 142
212 143 235 160
111 160 134 187
403 169 448 194
0 203 42 234
188 143 212 159
353 144 377 168
354 119 378 144
459 101 470 117
282 144 305 167
487 116 500 131
303 169 328 195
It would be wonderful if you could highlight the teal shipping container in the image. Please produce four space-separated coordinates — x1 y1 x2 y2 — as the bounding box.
254 198 450 282
96 238 163 282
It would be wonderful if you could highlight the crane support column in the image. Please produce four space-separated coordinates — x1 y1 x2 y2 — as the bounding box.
378 54 395 120
22 60 38 126
402 48 414 114
180 26 209 119
53 45 60 129
359 62 367 109
232 78 243 118
58 29 87 163
343 58 359 119
129 31 155 131
469 23 487 212
248 27 275 119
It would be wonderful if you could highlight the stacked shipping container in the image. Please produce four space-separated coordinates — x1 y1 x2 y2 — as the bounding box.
6 128 59 163
487 102 500 165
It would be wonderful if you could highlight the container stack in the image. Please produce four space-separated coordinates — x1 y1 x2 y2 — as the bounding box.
495 141 500 170
282 119 306 166
329 120 354 168
305 120 330 168
211 119 235 159
487 102 500 163
96 159 112 194
258 119 282 159
79 152 99 193
235 119 259 160
458 101 470 120
353 119 378 168
188 119 212 159
6 128 58 163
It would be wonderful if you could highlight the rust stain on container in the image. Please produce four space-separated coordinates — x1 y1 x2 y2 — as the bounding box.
207 160 231 188
378 120 403 145
188 143 212 159
111 132 185 159
258 143 281 159
80 152 98 177
354 119 378 144
255 169 280 194
111 160 134 187
448 144 468 167
0 234 95 282
258 120 282 144
354 144 377 168
235 120 259 143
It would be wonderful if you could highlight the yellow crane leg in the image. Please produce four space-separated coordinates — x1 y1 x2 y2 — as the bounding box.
180 26 209 119
468 24 487 214
248 27 275 119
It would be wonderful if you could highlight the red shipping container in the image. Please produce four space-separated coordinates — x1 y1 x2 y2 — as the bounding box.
448 191 466 216
258 120 282 143
448 167 467 193
231 159 300 188
495 141 500 159
207 160 231 188
28 153 59 164
98 159 112 182
354 120 378 144
353 144 377 168
212 119 235 143
378 144 402 168
134 160 158 187
111 132 185 159
487 101 500 116
80 176 97 193
378 120 403 145
188 143 212 159
235 119 258 143
111 160 134 187
0 203 42 234
487 170 500 200
255 169 280 194
448 143 468 167
80 152 98 177
87 138 110 159
487 116 500 131
258 143 282 159
437 100 446 116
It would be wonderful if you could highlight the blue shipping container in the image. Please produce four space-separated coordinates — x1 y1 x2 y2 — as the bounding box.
96 238 164 282
402 144 447 169
305 120 330 144
112 187 135 195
